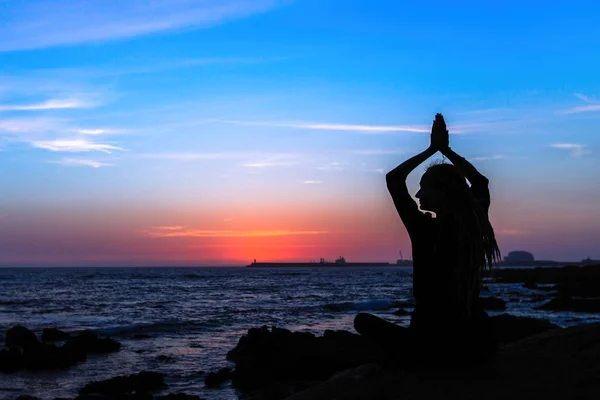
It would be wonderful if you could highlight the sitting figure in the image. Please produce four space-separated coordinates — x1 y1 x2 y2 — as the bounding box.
355 113 500 366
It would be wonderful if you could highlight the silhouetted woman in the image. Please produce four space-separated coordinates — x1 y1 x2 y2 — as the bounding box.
355 113 501 365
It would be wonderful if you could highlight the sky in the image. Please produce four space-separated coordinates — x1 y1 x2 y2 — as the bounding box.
0 0 599 266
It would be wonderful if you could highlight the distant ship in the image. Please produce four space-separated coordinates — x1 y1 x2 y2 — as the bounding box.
246 256 391 268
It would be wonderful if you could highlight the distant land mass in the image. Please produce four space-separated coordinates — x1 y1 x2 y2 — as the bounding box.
246 255 600 268
247 257 392 268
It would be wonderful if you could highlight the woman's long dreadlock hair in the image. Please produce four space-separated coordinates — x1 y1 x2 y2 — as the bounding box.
424 162 501 318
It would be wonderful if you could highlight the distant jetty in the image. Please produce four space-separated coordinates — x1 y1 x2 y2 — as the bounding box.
246 257 392 268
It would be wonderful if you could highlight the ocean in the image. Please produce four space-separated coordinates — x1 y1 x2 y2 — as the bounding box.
1 266 598 400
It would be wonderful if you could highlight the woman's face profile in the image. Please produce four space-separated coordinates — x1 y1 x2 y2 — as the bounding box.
416 174 445 212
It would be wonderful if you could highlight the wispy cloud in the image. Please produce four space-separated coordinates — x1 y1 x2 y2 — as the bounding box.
574 93 596 103
1 0 284 52
31 139 124 154
562 93 600 114
138 153 245 161
142 226 329 238
303 180 322 184
350 149 407 155
563 104 600 114
226 120 429 134
241 154 303 168
52 158 113 168
317 162 345 171
495 229 527 236
470 155 509 161
70 128 123 135
0 98 88 111
242 160 299 168
550 143 590 157
0 118 63 134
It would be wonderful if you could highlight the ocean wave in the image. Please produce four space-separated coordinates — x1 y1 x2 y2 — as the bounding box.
324 299 412 312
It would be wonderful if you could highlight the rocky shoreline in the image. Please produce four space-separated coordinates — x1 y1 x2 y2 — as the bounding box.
3 264 600 400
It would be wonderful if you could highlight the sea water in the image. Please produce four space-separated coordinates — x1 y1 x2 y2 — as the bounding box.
0 266 597 399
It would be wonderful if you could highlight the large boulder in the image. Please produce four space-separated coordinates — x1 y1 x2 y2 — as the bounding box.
283 322 600 400
0 347 25 372
479 296 507 311
64 331 120 354
5 326 39 348
227 326 383 392
490 313 559 345
204 367 233 387
23 343 75 370
535 297 600 313
42 328 71 342
79 371 167 397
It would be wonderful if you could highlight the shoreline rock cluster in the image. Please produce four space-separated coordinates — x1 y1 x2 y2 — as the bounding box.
5 264 600 400
1 326 120 373
494 264 600 312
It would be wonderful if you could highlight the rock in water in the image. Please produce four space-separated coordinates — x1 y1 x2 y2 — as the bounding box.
227 326 383 393
490 313 559 344
204 367 233 387
156 394 204 400
535 297 600 313
23 343 74 370
480 296 507 311
64 331 120 354
6 326 39 348
42 328 71 342
79 371 167 396
0 347 25 373
283 322 600 400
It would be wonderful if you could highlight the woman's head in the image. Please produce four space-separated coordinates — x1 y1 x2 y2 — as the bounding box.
416 163 469 214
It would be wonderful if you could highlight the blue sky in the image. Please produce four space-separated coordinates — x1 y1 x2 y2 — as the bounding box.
0 0 599 264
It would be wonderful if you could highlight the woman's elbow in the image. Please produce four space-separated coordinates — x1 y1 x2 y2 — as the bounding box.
385 170 404 185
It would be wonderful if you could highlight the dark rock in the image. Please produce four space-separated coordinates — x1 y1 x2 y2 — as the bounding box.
6 326 39 348
283 322 600 400
390 301 415 308
42 328 71 342
64 331 120 354
536 297 600 313
495 265 600 285
156 355 176 362
204 367 233 387
23 342 81 370
556 280 600 298
227 326 383 392
480 296 507 311
155 394 204 400
132 334 151 340
490 313 559 345
75 395 118 400
263 382 293 400
522 280 536 289
76 395 138 400
392 308 411 316
79 371 167 396
0 347 25 372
